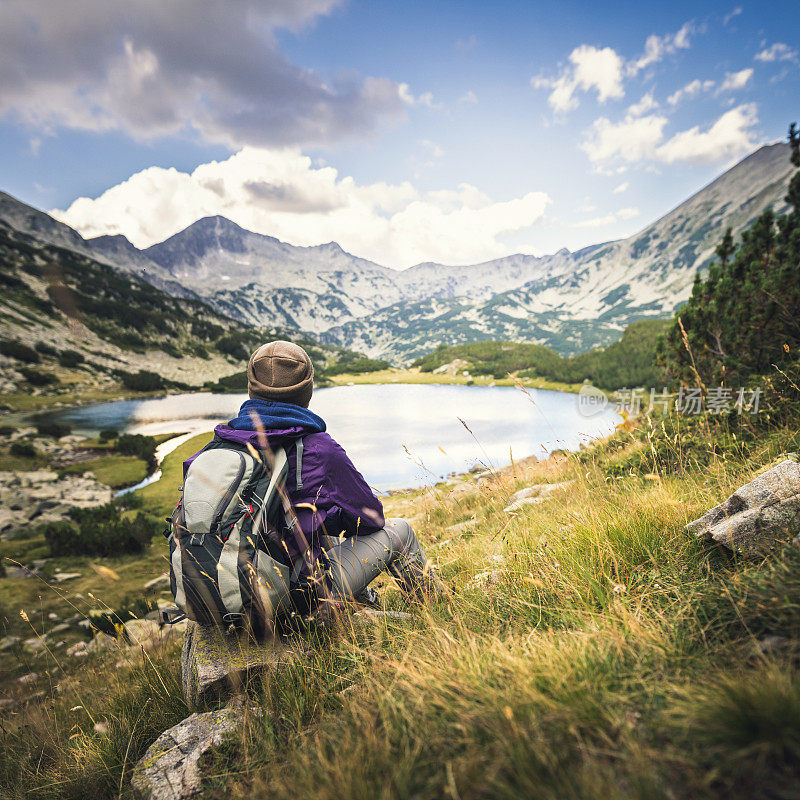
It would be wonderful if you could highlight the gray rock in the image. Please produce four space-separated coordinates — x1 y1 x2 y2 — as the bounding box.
686 460 800 557
180 622 300 709
66 641 87 657
49 623 72 634
144 574 171 591
22 636 47 654
444 519 478 534
125 619 163 647
17 672 39 685
85 633 118 654
504 497 544 513
132 698 250 800
351 609 412 628
52 571 82 583
508 481 574 504
0 635 21 651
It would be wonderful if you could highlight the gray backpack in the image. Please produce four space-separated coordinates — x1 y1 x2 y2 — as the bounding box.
166 437 305 636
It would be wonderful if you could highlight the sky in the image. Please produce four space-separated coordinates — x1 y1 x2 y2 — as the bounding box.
0 0 798 269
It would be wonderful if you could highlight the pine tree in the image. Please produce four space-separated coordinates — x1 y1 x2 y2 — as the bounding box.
660 124 800 387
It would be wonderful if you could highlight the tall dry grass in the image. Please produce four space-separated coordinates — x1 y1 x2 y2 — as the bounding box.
2 412 799 799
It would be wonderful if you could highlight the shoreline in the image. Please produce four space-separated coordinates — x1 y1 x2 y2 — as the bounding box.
1 370 588 424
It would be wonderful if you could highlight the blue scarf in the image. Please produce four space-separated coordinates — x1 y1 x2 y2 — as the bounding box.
226 398 326 433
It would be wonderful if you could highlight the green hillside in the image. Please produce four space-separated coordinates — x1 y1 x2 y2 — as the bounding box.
413 319 669 390
0 221 369 410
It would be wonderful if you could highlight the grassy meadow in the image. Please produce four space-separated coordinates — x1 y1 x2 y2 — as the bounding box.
326 366 584 393
1 403 799 799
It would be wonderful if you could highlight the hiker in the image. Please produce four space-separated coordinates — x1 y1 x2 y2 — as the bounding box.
172 340 443 627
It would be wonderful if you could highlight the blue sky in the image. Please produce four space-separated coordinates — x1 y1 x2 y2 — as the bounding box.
0 0 797 267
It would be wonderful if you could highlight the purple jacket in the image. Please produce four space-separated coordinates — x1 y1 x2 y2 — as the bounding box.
184 399 385 573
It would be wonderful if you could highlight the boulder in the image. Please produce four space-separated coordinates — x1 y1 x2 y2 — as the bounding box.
504 497 544 513
445 519 478 534
132 697 252 800
52 571 82 584
351 609 412 629
180 622 300 709
144 574 171 591
686 459 800 557
125 619 164 646
85 632 118 654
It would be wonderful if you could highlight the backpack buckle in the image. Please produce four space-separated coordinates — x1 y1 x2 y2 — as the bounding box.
189 533 206 547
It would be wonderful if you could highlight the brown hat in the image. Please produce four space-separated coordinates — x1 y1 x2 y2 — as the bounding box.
247 341 314 407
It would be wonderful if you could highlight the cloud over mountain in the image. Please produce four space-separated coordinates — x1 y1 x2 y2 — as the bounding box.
52 148 551 268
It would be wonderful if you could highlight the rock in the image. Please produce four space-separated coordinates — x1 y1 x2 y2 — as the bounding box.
181 622 300 709
445 519 478 534
144 574 171 591
22 636 47 654
85 633 118 654
132 698 250 800
67 641 87 658
17 672 39 685
52 572 82 583
504 497 544 513
351 609 412 628
509 481 574 504
686 460 800 557
3 566 30 578
0 635 21 651
125 618 162 644
50 622 71 634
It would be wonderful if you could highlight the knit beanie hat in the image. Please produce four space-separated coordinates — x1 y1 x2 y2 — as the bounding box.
247 341 314 407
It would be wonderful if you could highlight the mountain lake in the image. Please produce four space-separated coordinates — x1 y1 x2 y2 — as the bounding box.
51 384 620 493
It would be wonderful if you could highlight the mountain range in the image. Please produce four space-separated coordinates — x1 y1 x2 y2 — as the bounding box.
0 142 793 362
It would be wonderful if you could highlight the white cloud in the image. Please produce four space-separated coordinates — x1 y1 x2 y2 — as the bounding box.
628 92 658 116
399 84 440 109
532 45 624 113
533 21 696 114
667 79 715 106
724 7 743 25
612 182 629 194
655 103 759 164
582 114 668 164
583 104 759 167
617 206 639 220
755 43 798 62
718 68 753 91
0 0 405 149
52 148 551 268
627 22 695 75
459 90 478 104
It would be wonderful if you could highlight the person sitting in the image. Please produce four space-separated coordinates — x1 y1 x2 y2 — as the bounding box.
210 340 444 617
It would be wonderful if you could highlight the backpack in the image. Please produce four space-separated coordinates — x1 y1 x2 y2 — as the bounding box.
165 437 306 637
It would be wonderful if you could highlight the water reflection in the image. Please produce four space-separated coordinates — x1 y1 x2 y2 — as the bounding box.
54 385 619 491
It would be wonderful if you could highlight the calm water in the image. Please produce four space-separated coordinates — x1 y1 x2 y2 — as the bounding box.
53 385 619 491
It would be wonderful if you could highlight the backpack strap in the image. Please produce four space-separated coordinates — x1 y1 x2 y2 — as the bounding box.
295 437 305 491
251 446 289 535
